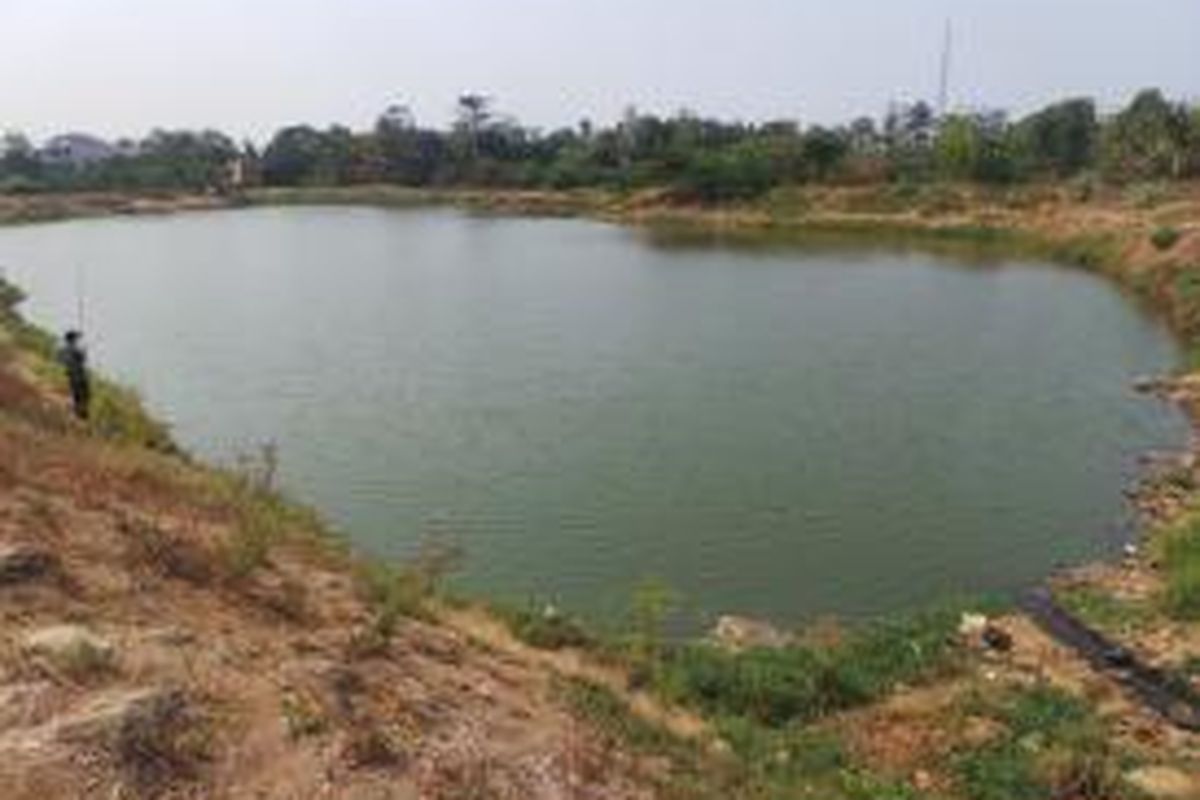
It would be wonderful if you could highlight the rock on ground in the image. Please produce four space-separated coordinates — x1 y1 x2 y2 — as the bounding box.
22 625 115 672
711 615 792 651
1125 766 1200 799
54 686 185 747
0 544 55 585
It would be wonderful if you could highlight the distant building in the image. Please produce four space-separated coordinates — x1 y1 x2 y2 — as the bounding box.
225 156 245 188
113 138 141 158
39 133 117 167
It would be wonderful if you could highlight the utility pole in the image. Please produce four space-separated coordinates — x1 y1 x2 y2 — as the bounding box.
937 19 953 118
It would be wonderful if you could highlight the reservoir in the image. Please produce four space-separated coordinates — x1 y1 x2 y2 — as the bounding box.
0 206 1186 625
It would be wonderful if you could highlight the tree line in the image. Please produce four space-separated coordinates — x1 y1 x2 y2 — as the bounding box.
3 89 1199 202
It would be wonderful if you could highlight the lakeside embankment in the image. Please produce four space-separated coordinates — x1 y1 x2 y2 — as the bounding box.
0 185 1198 796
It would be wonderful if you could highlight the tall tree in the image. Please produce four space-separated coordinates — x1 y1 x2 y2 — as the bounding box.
1101 89 1191 181
1014 98 1097 177
455 93 492 170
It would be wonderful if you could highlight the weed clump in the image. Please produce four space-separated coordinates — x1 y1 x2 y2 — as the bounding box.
90 382 176 452
280 692 327 740
351 536 463 656
119 513 215 585
220 494 282 580
625 578 680 671
1126 182 1168 210
1151 225 1182 251
653 608 962 727
214 442 306 583
561 676 931 800
1157 514 1200 619
953 684 1125 800
342 724 403 769
108 690 212 791
496 602 593 650
57 638 118 682
1050 233 1120 269
1054 585 1151 636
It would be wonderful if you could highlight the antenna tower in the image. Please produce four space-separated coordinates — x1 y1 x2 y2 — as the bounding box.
938 19 953 117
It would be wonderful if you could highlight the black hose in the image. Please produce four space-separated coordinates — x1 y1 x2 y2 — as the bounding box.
1018 587 1200 731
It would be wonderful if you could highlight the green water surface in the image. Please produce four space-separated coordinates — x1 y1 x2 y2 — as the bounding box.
0 206 1185 625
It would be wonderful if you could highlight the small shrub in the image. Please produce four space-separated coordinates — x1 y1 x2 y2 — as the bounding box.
716 716 847 781
120 514 214 585
1151 226 1182 252
213 444 321 583
353 563 426 653
956 742 1041 800
352 537 464 654
1035 742 1124 800
838 769 927 800
764 186 813 215
672 146 777 203
1126 182 1168 209
1173 269 1200 302
220 497 281 581
954 685 1125 800
498 603 593 650
656 644 829 726
255 574 309 621
1052 234 1119 269
1157 516 1200 619
56 638 117 681
654 607 961 727
558 678 683 756
830 608 963 699
625 578 679 668
114 692 210 791
888 181 922 203
917 183 967 216
1180 654 1200 679
1003 685 1090 736
1068 173 1098 203
90 381 176 452
343 725 402 768
233 440 279 493
280 692 327 740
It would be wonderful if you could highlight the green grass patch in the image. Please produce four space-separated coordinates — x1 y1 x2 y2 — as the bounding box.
653 607 963 727
710 717 922 798
1156 514 1200 619
219 485 286 580
1054 585 1154 637
1171 269 1200 304
1125 182 1170 210
349 537 464 654
89 380 176 452
560 677 688 755
557 677 736 800
559 677 929 800
1049 233 1121 270
1151 225 1182 252
492 601 595 650
954 685 1130 800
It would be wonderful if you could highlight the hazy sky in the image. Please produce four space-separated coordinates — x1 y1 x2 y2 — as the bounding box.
4 0 1198 142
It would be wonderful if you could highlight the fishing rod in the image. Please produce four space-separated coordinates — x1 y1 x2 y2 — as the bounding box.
74 262 86 334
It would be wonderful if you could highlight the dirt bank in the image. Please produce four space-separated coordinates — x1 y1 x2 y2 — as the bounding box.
0 192 233 226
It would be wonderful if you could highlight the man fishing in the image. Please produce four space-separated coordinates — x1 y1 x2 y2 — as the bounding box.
57 330 91 420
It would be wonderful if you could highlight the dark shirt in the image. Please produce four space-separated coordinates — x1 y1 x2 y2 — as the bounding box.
57 342 88 388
